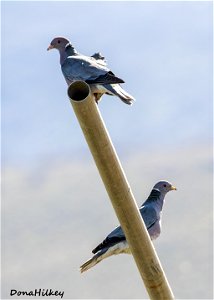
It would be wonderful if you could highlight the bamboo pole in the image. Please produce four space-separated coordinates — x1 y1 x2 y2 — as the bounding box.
68 81 174 300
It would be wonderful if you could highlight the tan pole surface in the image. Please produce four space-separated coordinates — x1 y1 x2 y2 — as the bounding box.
68 81 174 300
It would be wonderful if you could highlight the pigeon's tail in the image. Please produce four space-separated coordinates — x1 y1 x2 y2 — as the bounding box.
105 84 135 105
79 249 108 273
80 241 130 273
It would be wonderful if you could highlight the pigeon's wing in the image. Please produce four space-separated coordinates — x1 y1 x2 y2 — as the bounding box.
92 225 125 254
91 52 107 67
91 52 105 60
92 205 158 254
140 205 158 230
62 55 124 85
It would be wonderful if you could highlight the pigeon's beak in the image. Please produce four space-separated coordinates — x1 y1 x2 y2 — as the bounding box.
47 44 54 51
170 185 177 191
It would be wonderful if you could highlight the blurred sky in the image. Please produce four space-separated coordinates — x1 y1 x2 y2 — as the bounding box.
1 1 213 299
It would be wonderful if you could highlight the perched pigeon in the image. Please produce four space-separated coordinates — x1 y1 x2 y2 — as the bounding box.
79 180 176 273
47 37 135 104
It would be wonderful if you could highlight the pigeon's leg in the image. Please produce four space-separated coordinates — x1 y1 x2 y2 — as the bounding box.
94 93 103 104
94 93 99 104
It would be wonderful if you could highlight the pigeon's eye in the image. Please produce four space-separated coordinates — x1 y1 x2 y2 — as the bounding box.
163 184 167 187
57 40 61 44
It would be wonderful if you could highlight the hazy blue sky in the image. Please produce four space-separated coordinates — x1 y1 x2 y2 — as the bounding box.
2 1 212 167
2 1 213 299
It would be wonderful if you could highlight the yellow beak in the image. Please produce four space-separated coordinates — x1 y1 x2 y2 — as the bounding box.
171 185 177 191
47 44 54 51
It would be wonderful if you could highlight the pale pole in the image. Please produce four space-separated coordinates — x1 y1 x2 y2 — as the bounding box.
68 81 174 300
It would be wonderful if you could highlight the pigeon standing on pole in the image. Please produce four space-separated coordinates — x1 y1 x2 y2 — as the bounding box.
47 37 135 104
79 180 176 273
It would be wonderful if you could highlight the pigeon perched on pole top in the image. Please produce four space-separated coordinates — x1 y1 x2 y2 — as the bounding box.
79 180 176 273
47 37 135 104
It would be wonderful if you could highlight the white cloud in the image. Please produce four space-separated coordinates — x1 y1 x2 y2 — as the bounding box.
2 144 212 299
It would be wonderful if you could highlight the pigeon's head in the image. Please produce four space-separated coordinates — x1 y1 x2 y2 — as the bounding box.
47 37 70 51
153 180 177 194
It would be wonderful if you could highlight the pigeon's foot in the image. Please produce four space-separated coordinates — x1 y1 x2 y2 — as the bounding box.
94 93 103 104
